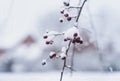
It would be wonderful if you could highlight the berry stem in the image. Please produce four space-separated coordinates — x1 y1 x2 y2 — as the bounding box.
65 6 81 10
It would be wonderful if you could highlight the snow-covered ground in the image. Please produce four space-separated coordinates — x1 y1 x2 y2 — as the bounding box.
0 72 120 81
1 0 120 72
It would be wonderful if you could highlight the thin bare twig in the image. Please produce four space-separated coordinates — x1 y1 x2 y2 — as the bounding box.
60 40 72 81
76 0 87 22
65 6 81 10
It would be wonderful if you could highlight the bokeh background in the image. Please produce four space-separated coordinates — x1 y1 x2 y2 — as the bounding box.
0 0 120 74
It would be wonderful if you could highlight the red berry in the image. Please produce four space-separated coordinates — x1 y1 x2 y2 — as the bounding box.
60 10 64 14
63 2 69 6
43 35 48 39
64 39 67 41
79 40 83 44
42 60 47 65
67 17 72 21
73 33 78 37
42 62 46 65
64 13 69 17
49 54 56 59
59 18 64 23
46 41 50 44
61 56 66 60
76 37 81 43
60 20 63 23
72 38 76 43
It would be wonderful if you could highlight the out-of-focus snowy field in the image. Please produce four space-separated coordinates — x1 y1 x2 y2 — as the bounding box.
1 72 120 81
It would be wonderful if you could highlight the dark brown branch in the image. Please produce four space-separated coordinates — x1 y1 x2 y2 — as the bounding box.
76 0 87 22
60 40 72 81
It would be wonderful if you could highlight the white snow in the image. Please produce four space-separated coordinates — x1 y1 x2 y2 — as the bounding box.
0 72 120 81
60 52 66 59
61 47 67 53
49 51 56 57
64 26 80 39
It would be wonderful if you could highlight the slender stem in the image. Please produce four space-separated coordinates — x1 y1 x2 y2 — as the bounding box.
76 0 87 22
60 60 66 81
60 40 72 81
54 33 64 36
65 6 81 10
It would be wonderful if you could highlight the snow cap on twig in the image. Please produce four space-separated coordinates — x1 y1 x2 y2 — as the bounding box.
49 51 56 59
42 59 47 65
60 53 67 60
64 26 80 39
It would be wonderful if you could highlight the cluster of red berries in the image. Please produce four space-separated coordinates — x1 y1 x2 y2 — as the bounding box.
63 33 83 44
42 33 83 65
43 33 83 45
59 1 72 23
72 33 83 44
42 50 67 66
59 12 72 23
49 51 66 60
43 35 53 45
